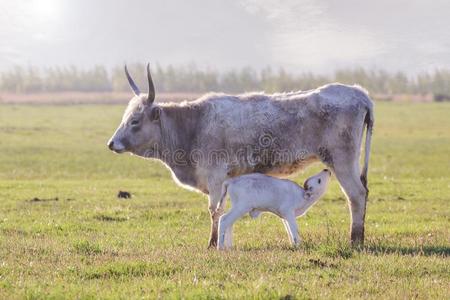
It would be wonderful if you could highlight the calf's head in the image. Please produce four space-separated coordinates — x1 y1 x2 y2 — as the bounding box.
303 169 332 201
107 64 162 157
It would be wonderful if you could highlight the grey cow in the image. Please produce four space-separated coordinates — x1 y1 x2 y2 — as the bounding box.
107 64 374 248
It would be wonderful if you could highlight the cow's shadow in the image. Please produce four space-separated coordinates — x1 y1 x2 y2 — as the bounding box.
364 244 450 257
238 243 450 257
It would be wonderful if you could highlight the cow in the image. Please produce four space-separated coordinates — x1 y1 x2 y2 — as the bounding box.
107 64 374 248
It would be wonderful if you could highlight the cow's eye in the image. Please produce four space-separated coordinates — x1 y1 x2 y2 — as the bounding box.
318 179 321 184
131 119 139 126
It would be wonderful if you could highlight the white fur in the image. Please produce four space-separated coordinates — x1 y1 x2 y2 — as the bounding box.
217 169 331 250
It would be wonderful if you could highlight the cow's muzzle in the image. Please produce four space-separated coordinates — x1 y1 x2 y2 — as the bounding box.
107 139 126 153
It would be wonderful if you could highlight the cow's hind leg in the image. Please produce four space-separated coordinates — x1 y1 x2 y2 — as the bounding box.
330 155 368 247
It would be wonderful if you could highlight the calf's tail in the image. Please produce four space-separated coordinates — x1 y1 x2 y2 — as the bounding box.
216 180 229 212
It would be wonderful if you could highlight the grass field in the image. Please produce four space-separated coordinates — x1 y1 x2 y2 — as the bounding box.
0 102 449 299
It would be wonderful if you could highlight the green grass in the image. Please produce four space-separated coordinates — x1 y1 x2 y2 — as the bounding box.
0 102 449 299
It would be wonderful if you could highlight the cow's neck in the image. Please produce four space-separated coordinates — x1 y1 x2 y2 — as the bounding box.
157 103 203 190
159 103 200 154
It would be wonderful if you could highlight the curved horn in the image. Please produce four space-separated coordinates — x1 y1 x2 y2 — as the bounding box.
146 63 155 104
124 65 140 95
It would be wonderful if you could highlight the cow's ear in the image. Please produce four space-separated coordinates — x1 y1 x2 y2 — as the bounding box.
148 107 161 122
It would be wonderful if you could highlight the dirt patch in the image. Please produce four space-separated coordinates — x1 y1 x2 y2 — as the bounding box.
27 197 59 202
308 258 337 268
27 197 74 202
94 214 129 222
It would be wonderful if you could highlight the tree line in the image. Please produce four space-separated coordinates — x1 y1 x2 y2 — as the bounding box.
2 63 450 98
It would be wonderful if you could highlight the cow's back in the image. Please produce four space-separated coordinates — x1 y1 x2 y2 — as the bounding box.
196 83 371 148
191 84 372 177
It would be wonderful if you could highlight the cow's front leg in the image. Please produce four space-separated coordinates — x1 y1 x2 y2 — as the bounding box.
207 184 225 249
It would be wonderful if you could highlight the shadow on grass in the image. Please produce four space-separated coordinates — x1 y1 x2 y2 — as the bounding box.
238 240 354 259
364 244 450 257
229 240 450 258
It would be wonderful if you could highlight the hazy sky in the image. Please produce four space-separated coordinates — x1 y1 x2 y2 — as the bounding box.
1 0 450 74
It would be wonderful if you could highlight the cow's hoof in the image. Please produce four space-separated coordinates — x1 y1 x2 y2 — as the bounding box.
351 240 364 250
350 235 364 249
350 227 364 248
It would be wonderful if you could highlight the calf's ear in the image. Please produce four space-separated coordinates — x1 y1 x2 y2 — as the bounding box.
303 180 310 191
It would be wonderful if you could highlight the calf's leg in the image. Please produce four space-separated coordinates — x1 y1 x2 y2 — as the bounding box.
284 214 300 246
218 207 248 250
225 226 233 247
281 219 294 245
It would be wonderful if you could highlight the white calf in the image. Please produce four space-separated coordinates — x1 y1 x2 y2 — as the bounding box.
217 169 331 250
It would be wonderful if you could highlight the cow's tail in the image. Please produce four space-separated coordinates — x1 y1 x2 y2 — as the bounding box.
216 180 229 212
361 105 374 192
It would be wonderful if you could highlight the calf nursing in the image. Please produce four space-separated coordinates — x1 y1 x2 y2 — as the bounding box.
217 169 332 250
108 65 374 248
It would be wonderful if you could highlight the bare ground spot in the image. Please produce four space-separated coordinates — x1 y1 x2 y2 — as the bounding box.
308 258 337 268
26 197 74 202
94 214 129 222
27 197 59 202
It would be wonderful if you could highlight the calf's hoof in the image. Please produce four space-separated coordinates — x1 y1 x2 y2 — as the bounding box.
217 244 231 251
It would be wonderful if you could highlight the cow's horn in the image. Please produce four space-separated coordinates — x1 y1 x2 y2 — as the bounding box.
146 63 155 104
124 65 140 95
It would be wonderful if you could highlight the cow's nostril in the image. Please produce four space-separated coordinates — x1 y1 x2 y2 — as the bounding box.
108 140 114 150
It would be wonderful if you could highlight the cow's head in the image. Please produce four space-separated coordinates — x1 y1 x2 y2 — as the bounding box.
107 64 162 157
